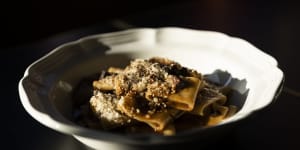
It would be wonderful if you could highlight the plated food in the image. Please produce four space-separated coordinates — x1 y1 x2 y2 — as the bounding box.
75 57 238 135
19 28 283 150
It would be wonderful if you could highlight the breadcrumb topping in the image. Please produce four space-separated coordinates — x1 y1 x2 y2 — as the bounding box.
90 90 131 128
90 57 203 128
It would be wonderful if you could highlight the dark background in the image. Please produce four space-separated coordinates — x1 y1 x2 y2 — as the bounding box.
2 0 300 149
2 0 185 48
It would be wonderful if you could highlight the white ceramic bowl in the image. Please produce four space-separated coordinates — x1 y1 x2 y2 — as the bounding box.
18 27 283 150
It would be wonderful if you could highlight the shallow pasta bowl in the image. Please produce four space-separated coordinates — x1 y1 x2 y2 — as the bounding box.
18 27 284 150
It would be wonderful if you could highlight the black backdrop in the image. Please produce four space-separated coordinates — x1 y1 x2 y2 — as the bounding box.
2 0 185 48
1 0 300 149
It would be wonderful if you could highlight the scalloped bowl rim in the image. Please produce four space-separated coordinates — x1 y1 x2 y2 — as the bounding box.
18 27 284 147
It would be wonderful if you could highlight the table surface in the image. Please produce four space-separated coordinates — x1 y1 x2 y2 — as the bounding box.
2 1 300 149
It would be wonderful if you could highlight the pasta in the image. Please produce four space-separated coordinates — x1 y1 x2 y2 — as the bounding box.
76 57 238 135
167 77 202 111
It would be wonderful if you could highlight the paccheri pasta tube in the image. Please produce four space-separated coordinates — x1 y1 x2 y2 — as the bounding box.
87 57 237 135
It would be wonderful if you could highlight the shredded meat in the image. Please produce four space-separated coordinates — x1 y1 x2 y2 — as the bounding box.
113 58 183 108
89 57 207 129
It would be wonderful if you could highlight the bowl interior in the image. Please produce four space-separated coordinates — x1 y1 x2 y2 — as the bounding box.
21 28 283 142
28 37 251 124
